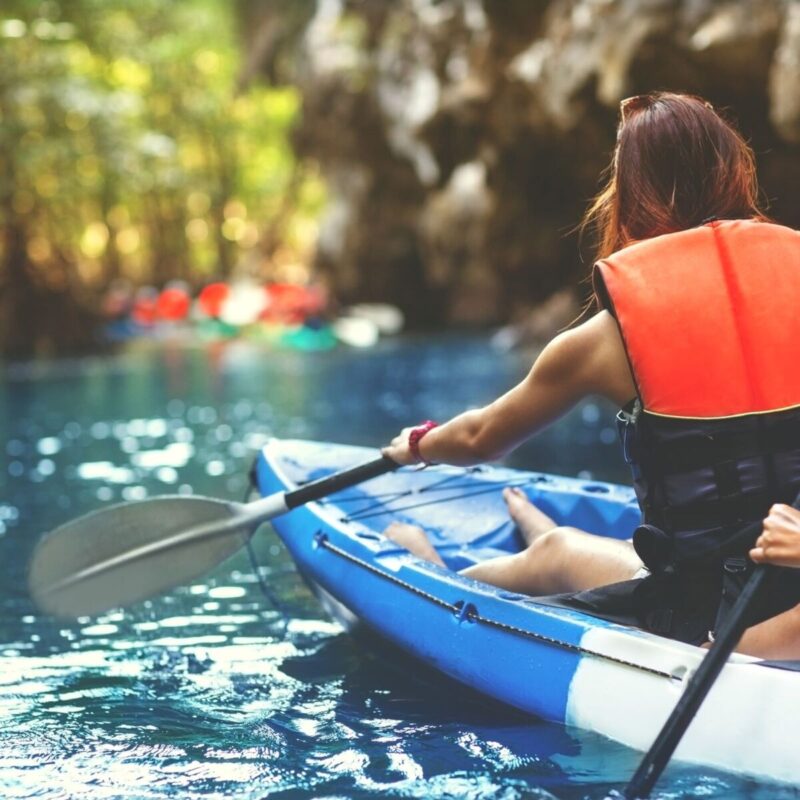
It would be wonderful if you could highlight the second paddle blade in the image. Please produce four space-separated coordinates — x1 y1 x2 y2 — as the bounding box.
29 495 251 618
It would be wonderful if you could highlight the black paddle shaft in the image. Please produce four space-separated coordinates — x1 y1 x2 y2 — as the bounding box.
624 563 771 799
285 454 399 509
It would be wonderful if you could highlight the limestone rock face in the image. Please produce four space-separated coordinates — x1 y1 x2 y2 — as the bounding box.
242 0 800 328
771 1 800 143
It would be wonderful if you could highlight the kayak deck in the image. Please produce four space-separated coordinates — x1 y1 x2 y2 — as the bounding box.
261 439 641 572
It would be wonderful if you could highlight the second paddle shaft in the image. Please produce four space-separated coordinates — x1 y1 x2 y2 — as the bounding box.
624 564 770 798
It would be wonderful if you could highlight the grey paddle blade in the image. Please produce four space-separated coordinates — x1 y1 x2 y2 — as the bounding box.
29 495 252 618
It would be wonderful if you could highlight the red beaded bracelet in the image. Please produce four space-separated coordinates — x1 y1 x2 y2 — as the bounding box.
408 420 439 465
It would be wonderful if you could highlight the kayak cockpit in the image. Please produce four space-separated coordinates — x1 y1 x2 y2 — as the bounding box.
269 440 640 569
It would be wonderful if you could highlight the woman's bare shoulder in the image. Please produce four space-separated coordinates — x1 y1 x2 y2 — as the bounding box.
573 309 618 337
553 311 635 404
545 309 618 357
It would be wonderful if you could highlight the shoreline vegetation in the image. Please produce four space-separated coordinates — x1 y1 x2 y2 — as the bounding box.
0 1 324 359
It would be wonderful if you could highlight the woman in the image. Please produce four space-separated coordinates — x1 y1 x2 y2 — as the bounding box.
383 92 800 659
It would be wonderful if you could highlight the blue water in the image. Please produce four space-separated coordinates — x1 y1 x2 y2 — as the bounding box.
1 337 795 799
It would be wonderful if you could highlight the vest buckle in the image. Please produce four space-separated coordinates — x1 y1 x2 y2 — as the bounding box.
723 556 748 573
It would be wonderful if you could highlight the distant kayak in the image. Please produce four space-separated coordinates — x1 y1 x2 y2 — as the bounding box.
255 439 800 786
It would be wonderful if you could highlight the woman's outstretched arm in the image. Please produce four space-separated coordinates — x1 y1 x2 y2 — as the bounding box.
383 310 635 466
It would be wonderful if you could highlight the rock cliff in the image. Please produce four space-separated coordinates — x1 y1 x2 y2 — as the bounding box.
240 0 800 328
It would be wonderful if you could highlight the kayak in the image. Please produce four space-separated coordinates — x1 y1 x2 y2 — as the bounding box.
254 438 800 785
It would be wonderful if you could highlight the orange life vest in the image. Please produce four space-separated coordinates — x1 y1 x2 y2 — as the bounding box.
595 218 800 419
591 219 800 643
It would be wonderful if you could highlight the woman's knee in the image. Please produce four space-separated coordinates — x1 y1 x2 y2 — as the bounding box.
525 526 580 561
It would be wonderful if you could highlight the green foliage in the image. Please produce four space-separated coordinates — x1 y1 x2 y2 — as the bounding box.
0 0 323 299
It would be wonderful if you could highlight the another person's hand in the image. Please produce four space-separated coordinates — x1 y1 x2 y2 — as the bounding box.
750 504 800 568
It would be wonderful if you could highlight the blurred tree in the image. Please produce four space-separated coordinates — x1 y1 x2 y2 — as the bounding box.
8 0 800 356
0 0 323 357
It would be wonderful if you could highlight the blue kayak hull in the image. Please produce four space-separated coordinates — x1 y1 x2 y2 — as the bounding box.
255 439 800 784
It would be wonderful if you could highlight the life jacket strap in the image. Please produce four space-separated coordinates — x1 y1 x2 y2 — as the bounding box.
648 489 797 535
639 420 800 476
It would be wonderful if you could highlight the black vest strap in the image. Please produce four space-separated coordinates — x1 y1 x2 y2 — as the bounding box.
620 405 800 540
648 489 797 536
634 413 800 476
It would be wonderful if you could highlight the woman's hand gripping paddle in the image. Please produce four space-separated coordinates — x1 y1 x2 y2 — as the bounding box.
29 454 398 619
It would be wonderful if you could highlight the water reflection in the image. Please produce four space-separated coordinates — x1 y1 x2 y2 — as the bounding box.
1 338 786 798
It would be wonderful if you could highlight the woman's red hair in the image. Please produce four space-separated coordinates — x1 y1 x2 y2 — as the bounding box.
583 92 768 260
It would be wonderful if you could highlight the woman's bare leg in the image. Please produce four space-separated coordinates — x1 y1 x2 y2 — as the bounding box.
384 487 643 594
732 604 800 659
383 490 800 657
486 492 800 654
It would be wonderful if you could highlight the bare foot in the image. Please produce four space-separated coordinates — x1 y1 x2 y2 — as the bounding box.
503 487 557 546
383 522 447 567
